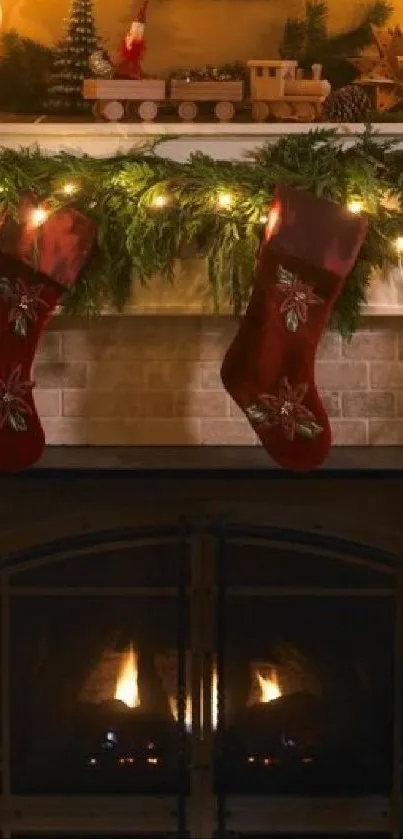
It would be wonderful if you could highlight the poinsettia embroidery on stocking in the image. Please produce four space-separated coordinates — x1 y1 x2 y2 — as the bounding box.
0 365 34 432
245 378 323 441
276 265 323 332
0 275 49 337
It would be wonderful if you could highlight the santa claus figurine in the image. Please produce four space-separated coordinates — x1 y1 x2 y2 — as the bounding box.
115 0 149 80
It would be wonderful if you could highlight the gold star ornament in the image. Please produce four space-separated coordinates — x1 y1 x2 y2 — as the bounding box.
351 24 403 112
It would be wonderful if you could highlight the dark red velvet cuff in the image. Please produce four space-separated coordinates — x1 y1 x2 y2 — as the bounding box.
264 185 368 279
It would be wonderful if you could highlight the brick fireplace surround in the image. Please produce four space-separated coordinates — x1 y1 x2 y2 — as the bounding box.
30 316 403 447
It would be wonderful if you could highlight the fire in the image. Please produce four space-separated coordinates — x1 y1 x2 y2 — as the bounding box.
257 669 282 703
114 644 140 708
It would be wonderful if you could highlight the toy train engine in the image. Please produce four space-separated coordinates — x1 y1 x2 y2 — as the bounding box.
247 60 331 121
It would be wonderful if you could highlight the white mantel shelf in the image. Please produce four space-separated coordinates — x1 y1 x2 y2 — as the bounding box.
1 119 403 159
1 119 403 316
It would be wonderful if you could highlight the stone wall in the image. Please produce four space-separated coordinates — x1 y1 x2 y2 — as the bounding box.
33 316 403 446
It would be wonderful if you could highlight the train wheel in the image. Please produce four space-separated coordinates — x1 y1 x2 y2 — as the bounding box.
251 101 269 122
215 101 235 121
138 100 158 121
178 101 198 121
293 101 317 122
101 100 125 121
270 101 293 121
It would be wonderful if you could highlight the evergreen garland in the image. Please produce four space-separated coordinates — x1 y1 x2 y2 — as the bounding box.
0 127 402 336
45 0 101 114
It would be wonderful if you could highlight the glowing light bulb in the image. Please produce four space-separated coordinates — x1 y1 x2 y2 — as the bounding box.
152 194 168 208
347 198 364 215
31 206 48 227
259 213 268 224
217 191 233 209
395 236 403 253
62 182 79 196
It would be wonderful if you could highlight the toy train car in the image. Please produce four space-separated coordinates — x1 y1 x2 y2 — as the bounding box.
83 60 331 123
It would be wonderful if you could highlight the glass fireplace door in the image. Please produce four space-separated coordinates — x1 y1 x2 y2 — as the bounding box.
215 525 399 838
1 525 193 838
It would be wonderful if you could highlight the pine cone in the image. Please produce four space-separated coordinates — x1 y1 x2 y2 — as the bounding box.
321 85 371 122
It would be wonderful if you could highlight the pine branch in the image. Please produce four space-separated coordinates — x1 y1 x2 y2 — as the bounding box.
279 0 394 86
322 0 393 57
0 128 401 336
279 19 307 61
305 0 328 55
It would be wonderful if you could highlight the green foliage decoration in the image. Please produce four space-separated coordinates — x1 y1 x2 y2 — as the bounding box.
0 126 402 336
0 33 54 115
279 0 393 89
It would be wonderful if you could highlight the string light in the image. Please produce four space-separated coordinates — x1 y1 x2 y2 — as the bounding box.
265 202 281 239
30 206 48 227
347 198 364 215
151 194 168 208
259 213 268 225
217 191 233 209
61 182 79 196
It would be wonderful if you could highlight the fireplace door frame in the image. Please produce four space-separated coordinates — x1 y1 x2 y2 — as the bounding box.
0 518 401 839
0 523 192 839
215 523 402 838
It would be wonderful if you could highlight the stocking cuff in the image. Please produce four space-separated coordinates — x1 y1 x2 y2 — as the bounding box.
265 185 368 279
0 194 96 290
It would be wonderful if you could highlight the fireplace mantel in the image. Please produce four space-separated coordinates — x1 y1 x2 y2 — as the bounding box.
1 120 402 159
1 120 403 316
19 444 403 472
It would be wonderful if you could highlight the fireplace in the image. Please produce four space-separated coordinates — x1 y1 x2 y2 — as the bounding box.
0 449 402 838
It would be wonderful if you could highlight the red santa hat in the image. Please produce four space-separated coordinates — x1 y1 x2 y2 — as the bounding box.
127 0 149 41
117 0 149 79
136 0 149 23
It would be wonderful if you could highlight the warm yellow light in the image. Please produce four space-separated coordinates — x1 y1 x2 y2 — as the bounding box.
396 235 403 253
62 182 79 196
217 191 233 209
347 198 364 215
152 194 168 208
114 643 140 709
257 669 281 703
259 214 268 224
30 206 48 227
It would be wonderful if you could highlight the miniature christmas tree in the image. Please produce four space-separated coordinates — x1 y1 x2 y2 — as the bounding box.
45 0 101 114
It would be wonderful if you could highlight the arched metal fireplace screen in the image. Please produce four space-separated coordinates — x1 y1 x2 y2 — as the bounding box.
0 522 400 838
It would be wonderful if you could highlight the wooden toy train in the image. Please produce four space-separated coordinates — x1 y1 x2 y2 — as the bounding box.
83 60 331 123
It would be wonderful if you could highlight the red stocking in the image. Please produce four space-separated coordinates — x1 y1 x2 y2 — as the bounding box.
221 185 368 472
0 195 95 473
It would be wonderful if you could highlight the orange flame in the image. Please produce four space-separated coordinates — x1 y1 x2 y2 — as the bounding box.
256 669 281 703
114 644 140 708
